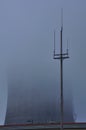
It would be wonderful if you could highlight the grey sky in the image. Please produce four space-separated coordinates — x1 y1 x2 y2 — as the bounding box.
0 0 86 124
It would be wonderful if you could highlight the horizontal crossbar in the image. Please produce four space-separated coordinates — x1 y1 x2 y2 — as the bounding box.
54 53 68 56
53 56 69 59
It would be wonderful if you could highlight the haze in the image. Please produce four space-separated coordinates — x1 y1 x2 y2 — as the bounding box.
0 0 86 124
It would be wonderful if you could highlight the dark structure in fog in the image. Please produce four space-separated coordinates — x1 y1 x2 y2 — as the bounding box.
5 68 74 124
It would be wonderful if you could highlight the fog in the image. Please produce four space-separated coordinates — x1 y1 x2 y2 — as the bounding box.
0 0 85 125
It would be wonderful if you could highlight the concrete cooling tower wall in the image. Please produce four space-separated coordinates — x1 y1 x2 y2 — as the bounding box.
5 65 74 125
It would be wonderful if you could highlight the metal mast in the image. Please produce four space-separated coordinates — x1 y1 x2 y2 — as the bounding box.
53 11 69 130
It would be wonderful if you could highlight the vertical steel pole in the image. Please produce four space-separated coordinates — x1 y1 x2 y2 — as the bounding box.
60 26 64 130
53 10 69 130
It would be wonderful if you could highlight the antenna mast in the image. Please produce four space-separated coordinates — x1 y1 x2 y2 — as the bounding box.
53 10 69 130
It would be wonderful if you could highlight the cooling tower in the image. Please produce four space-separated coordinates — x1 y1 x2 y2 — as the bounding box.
5 65 74 124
